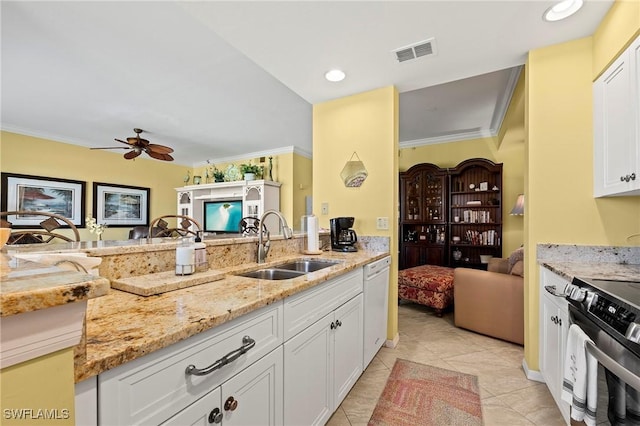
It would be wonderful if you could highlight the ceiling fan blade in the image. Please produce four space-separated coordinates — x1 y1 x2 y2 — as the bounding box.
90 146 131 150
115 138 134 146
147 144 174 154
124 150 142 160
147 151 174 161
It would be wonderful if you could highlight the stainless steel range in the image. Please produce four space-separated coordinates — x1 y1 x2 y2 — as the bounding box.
566 276 640 425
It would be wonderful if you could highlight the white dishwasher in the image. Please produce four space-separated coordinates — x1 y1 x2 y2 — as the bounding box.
363 256 391 368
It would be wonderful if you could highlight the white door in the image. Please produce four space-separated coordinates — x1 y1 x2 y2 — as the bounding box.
333 294 364 408
540 292 561 398
594 50 634 196
283 313 333 426
222 347 283 426
162 387 222 426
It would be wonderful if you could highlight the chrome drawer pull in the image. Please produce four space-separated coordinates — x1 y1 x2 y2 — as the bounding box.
185 336 256 376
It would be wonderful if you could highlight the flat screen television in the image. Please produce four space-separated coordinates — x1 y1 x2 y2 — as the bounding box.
203 200 243 233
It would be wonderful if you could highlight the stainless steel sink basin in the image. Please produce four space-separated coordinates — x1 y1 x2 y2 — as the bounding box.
236 269 306 280
234 259 342 280
273 260 341 273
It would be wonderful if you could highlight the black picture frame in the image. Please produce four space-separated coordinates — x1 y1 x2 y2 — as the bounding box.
1 172 86 228
93 182 150 227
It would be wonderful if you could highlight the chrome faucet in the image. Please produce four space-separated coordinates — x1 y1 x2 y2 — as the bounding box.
257 210 293 263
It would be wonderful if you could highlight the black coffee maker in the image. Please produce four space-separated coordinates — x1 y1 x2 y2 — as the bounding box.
330 217 358 252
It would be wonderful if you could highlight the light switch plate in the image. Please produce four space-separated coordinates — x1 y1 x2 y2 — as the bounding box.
376 217 389 230
321 203 329 215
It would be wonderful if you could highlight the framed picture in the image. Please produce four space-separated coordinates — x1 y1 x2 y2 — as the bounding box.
1 172 86 228
93 182 150 227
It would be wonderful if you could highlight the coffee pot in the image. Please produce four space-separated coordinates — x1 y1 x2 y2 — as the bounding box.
330 217 358 252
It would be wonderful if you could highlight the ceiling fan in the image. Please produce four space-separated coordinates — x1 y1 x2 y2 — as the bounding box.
91 128 174 161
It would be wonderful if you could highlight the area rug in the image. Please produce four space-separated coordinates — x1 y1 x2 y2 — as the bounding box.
368 359 483 426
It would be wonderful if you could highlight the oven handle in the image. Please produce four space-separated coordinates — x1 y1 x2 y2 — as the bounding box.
544 285 568 298
585 340 640 392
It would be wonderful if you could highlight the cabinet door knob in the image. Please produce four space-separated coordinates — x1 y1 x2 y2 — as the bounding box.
631 173 637 181
224 396 238 411
336 319 342 327
330 321 336 329
557 318 562 326
208 408 223 424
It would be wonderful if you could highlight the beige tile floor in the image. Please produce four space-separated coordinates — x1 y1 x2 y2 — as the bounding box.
327 302 567 426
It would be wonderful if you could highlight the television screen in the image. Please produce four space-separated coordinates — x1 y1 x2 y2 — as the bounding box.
203 200 243 233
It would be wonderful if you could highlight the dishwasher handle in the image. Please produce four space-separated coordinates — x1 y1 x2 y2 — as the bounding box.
364 256 391 279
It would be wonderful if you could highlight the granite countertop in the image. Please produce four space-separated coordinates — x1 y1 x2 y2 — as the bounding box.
76 250 389 382
0 254 110 317
541 261 640 282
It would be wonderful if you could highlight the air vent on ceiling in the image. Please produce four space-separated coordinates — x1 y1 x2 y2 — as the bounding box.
392 38 437 63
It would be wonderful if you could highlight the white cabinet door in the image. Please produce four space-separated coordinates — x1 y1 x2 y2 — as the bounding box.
594 35 640 197
221 347 283 426
163 348 283 426
162 388 222 426
333 294 363 408
283 312 333 426
539 268 570 424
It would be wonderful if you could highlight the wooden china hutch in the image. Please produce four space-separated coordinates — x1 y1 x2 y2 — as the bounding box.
399 158 503 270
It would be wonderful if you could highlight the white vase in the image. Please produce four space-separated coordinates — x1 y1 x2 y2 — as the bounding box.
244 173 255 181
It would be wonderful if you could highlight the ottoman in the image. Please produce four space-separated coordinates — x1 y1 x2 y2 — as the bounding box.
398 264 455 316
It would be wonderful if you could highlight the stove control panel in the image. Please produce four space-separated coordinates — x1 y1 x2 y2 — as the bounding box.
588 294 637 337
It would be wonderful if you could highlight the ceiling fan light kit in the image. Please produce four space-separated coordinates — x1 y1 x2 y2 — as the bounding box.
91 128 174 161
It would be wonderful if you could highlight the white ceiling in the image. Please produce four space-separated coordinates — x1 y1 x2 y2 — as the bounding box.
1 1 613 166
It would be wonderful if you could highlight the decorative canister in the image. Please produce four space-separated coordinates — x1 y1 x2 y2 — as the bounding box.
453 249 462 261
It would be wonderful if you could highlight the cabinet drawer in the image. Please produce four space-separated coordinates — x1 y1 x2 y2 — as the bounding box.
99 302 283 426
283 268 363 341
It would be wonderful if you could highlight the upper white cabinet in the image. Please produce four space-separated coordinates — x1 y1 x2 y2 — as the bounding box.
593 35 640 197
176 180 281 233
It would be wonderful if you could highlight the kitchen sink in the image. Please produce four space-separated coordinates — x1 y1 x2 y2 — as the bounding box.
235 268 306 280
234 259 342 280
273 260 341 273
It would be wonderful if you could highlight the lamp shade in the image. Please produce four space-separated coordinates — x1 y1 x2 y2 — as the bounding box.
510 194 525 215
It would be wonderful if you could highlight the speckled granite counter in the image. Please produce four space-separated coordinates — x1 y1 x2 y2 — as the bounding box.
0 254 110 317
77 249 388 382
537 244 640 282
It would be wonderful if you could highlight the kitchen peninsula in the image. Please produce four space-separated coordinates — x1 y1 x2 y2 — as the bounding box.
3 233 390 425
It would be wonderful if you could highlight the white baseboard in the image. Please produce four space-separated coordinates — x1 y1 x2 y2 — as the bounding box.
522 358 544 382
384 333 399 349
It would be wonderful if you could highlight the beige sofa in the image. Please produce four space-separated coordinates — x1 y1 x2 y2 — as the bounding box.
453 250 524 345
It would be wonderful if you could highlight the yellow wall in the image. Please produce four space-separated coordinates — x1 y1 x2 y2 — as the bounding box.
399 137 525 256
1 131 187 240
313 86 399 341
0 349 75 425
526 32 640 370
292 154 313 228
592 0 640 79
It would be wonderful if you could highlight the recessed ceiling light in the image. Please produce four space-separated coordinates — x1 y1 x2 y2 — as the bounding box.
325 69 346 82
543 0 584 22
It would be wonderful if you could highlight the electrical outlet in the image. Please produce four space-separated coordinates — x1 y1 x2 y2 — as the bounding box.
376 217 389 230
321 203 329 215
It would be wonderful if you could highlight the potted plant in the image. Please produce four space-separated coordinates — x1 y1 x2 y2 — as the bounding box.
240 163 261 180
213 168 225 183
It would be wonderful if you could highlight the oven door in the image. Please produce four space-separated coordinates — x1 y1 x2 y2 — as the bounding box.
568 304 640 425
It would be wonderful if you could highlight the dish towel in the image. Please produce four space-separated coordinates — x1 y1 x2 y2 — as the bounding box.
561 324 598 426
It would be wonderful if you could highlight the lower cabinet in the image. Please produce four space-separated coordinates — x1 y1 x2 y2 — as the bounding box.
76 265 371 426
539 267 570 424
283 294 363 426
162 346 283 425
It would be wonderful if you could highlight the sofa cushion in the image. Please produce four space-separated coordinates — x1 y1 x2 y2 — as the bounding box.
508 247 524 274
510 260 524 277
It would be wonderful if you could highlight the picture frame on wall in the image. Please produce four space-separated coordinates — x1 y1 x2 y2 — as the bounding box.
0 172 86 228
93 182 150 227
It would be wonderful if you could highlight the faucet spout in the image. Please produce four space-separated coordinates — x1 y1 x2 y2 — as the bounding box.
257 210 292 263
